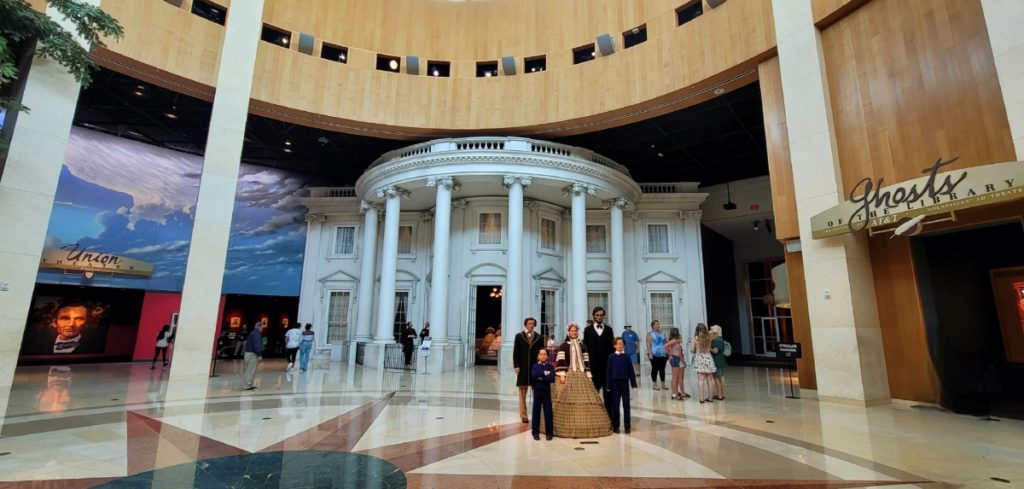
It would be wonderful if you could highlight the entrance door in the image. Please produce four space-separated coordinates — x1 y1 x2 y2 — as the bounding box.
473 285 503 365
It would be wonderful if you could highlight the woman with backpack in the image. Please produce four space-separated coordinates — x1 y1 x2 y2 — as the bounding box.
151 324 174 370
709 324 728 401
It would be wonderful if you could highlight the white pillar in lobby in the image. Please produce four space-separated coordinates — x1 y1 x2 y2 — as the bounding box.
426 176 458 372
354 201 380 343
167 0 267 385
0 1 98 402
296 213 325 326
607 198 629 329
364 186 407 368
982 0 1024 159
772 0 890 404
568 183 594 324
501 175 530 365
680 210 708 331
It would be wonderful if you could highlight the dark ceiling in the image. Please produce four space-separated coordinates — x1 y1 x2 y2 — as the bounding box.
73 67 768 187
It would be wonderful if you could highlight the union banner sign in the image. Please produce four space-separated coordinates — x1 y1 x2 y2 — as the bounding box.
40 244 154 277
811 158 1024 239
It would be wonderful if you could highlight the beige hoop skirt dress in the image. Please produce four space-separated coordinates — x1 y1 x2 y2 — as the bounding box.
551 371 612 438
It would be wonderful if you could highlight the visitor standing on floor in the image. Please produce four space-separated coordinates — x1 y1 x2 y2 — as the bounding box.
667 327 689 400
621 324 641 384
402 322 417 366
151 324 173 370
646 320 668 390
690 323 717 403
513 317 544 424
552 322 612 438
530 348 555 441
298 323 315 372
284 323 302 371
709 324 728 400
606 337 637 434
242 323 263 391
420 322 430 340
583 307 614 409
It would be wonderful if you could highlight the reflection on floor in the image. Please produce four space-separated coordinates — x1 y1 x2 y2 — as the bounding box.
0 360 1019 488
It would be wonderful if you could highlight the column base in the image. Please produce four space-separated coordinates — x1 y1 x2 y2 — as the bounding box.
361 343 388 370
498 342 515 376
420 343 463 373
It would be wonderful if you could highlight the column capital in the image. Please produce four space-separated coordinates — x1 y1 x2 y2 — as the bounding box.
426 176 461 191
376 185 411 199
502 175 533 189
359 200 383 215
678 210 703 220
304 213 327 223
602 197 634 211
524 199 541 211
562 182 597 196
452 199 468 209
419 210 434 222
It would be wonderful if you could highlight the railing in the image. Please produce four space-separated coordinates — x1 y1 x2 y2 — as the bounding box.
308 187 357 198
639 182 696 194
383 343 416 371
355 342 366 366
366 136 631 176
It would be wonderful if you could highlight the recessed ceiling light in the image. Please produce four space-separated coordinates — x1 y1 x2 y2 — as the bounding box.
657 152 664 157
132 90 144 96
713 88 725 95
283 148 292 153
432 69 439 76
339 53 346 61
388 59 399 70
164 112 178 119
284 138 292 146
281 37 289 45
650 144 656 148
485 71 492 77
136 84 145 90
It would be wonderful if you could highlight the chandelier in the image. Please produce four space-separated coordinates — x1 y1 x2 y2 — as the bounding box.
489 287 503 299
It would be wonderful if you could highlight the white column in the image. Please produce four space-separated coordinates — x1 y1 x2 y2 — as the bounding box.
680 210 707 333
296 214 325 326
0 1 97 399
607 198 629 329
373 186 408 343
427 177 457 344
773 0 889 404
982 0 1024 159
355 201 380 342
567 183 594 323
502 175 530 359
166 0 266 383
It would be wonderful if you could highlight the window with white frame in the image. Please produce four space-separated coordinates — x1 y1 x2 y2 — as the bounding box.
392 291 410 340
541 289 557 337
649 292 675 328
647 223 670 254
586 225 607 253
327 291 351 343
540 218 557 251
587 292 609 318
397 225 414 254
478 212 502 245
333 226 356 255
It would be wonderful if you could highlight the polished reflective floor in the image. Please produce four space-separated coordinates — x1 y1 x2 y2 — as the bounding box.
0 359 1019 488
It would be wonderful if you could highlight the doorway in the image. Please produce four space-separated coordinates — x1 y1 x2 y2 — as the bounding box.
473 285 503 365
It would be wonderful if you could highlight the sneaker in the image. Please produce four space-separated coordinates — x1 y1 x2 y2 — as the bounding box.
287 362 293 371
652 385 660 391
242 385 257 391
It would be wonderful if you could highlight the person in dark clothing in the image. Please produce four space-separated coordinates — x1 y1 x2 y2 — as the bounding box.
606 337 638 434
531 348 555 441
151 324 173 370
402 322 417 366
513 317 544 423
243 323 263 390
583 306 615 408
419 322 430 340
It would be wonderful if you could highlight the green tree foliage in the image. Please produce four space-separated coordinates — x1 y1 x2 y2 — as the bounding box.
0 0 123 115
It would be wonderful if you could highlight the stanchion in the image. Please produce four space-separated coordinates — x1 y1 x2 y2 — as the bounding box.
785 359 799 399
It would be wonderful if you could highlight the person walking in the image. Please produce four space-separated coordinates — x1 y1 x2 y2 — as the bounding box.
151 324 173 370
242 323 263 391
646 320 668 390
298 323 315 372
284 323 302 371
709 325 727 400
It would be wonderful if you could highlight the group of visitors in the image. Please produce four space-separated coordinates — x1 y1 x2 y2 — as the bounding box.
514 307 731 440
241 322 315 391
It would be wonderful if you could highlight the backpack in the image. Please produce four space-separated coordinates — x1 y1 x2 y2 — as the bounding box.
723 340 733 357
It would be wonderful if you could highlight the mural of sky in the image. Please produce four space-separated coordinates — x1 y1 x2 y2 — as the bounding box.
36 127 311 296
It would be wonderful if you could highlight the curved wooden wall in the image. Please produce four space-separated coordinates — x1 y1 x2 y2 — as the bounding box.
95 0 775 138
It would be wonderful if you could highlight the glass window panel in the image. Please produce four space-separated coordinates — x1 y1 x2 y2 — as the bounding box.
327 291 351 344
540 218 556 250
649 292 675 327
334 226 355 255
586 225 607 253
392 291 410 339
479 213 501 244
397 225 413 254
587 292 609 319
647 224 670 253
541 289 556 337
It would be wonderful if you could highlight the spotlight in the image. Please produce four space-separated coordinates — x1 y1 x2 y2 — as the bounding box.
280 37 289 45
283 147 292 153
317 136 329 145
132 90 144 96
164 112 178 119
388 59 399 71
766 220 773 234
722 182 737 210
485 71 492 77
657 152 664 157
284 138 292 146
432 68 439 76
714 87 725 95
339 52 346 61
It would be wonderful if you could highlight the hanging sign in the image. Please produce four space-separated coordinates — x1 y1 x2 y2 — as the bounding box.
811 158 1024 239
40 243 154 277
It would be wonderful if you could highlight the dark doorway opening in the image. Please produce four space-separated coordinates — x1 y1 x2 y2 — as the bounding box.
474 285 502 365
912 221 1024 419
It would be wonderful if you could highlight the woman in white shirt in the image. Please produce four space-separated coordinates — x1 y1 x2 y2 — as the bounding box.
151 324 173 370
284 324 303 371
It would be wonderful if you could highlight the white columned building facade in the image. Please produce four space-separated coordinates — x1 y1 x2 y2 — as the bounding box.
300 137 708 372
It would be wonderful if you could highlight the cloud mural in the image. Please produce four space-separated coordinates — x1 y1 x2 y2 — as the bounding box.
36 127 312 296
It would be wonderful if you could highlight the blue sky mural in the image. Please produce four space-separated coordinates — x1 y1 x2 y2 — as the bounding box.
36 127 310 296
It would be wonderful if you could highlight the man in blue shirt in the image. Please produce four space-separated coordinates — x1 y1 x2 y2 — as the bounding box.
621 324 640 385
243 323 263 391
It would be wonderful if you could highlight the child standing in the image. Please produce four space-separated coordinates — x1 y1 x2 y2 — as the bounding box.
606 337 638 434
531 349 555 441
690 323 717 403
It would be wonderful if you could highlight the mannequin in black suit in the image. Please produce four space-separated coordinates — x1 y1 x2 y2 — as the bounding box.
513 317 544 423
583 306 614 408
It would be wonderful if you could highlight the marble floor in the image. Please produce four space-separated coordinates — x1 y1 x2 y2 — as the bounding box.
0 359 1020 488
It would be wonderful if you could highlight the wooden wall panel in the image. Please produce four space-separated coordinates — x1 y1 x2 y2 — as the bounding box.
758 57 799 241
98 0 224 89
784 250 816 390
821 0 1016 403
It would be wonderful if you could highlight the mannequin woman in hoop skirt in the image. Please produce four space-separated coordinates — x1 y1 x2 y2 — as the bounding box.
552 322 612 438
